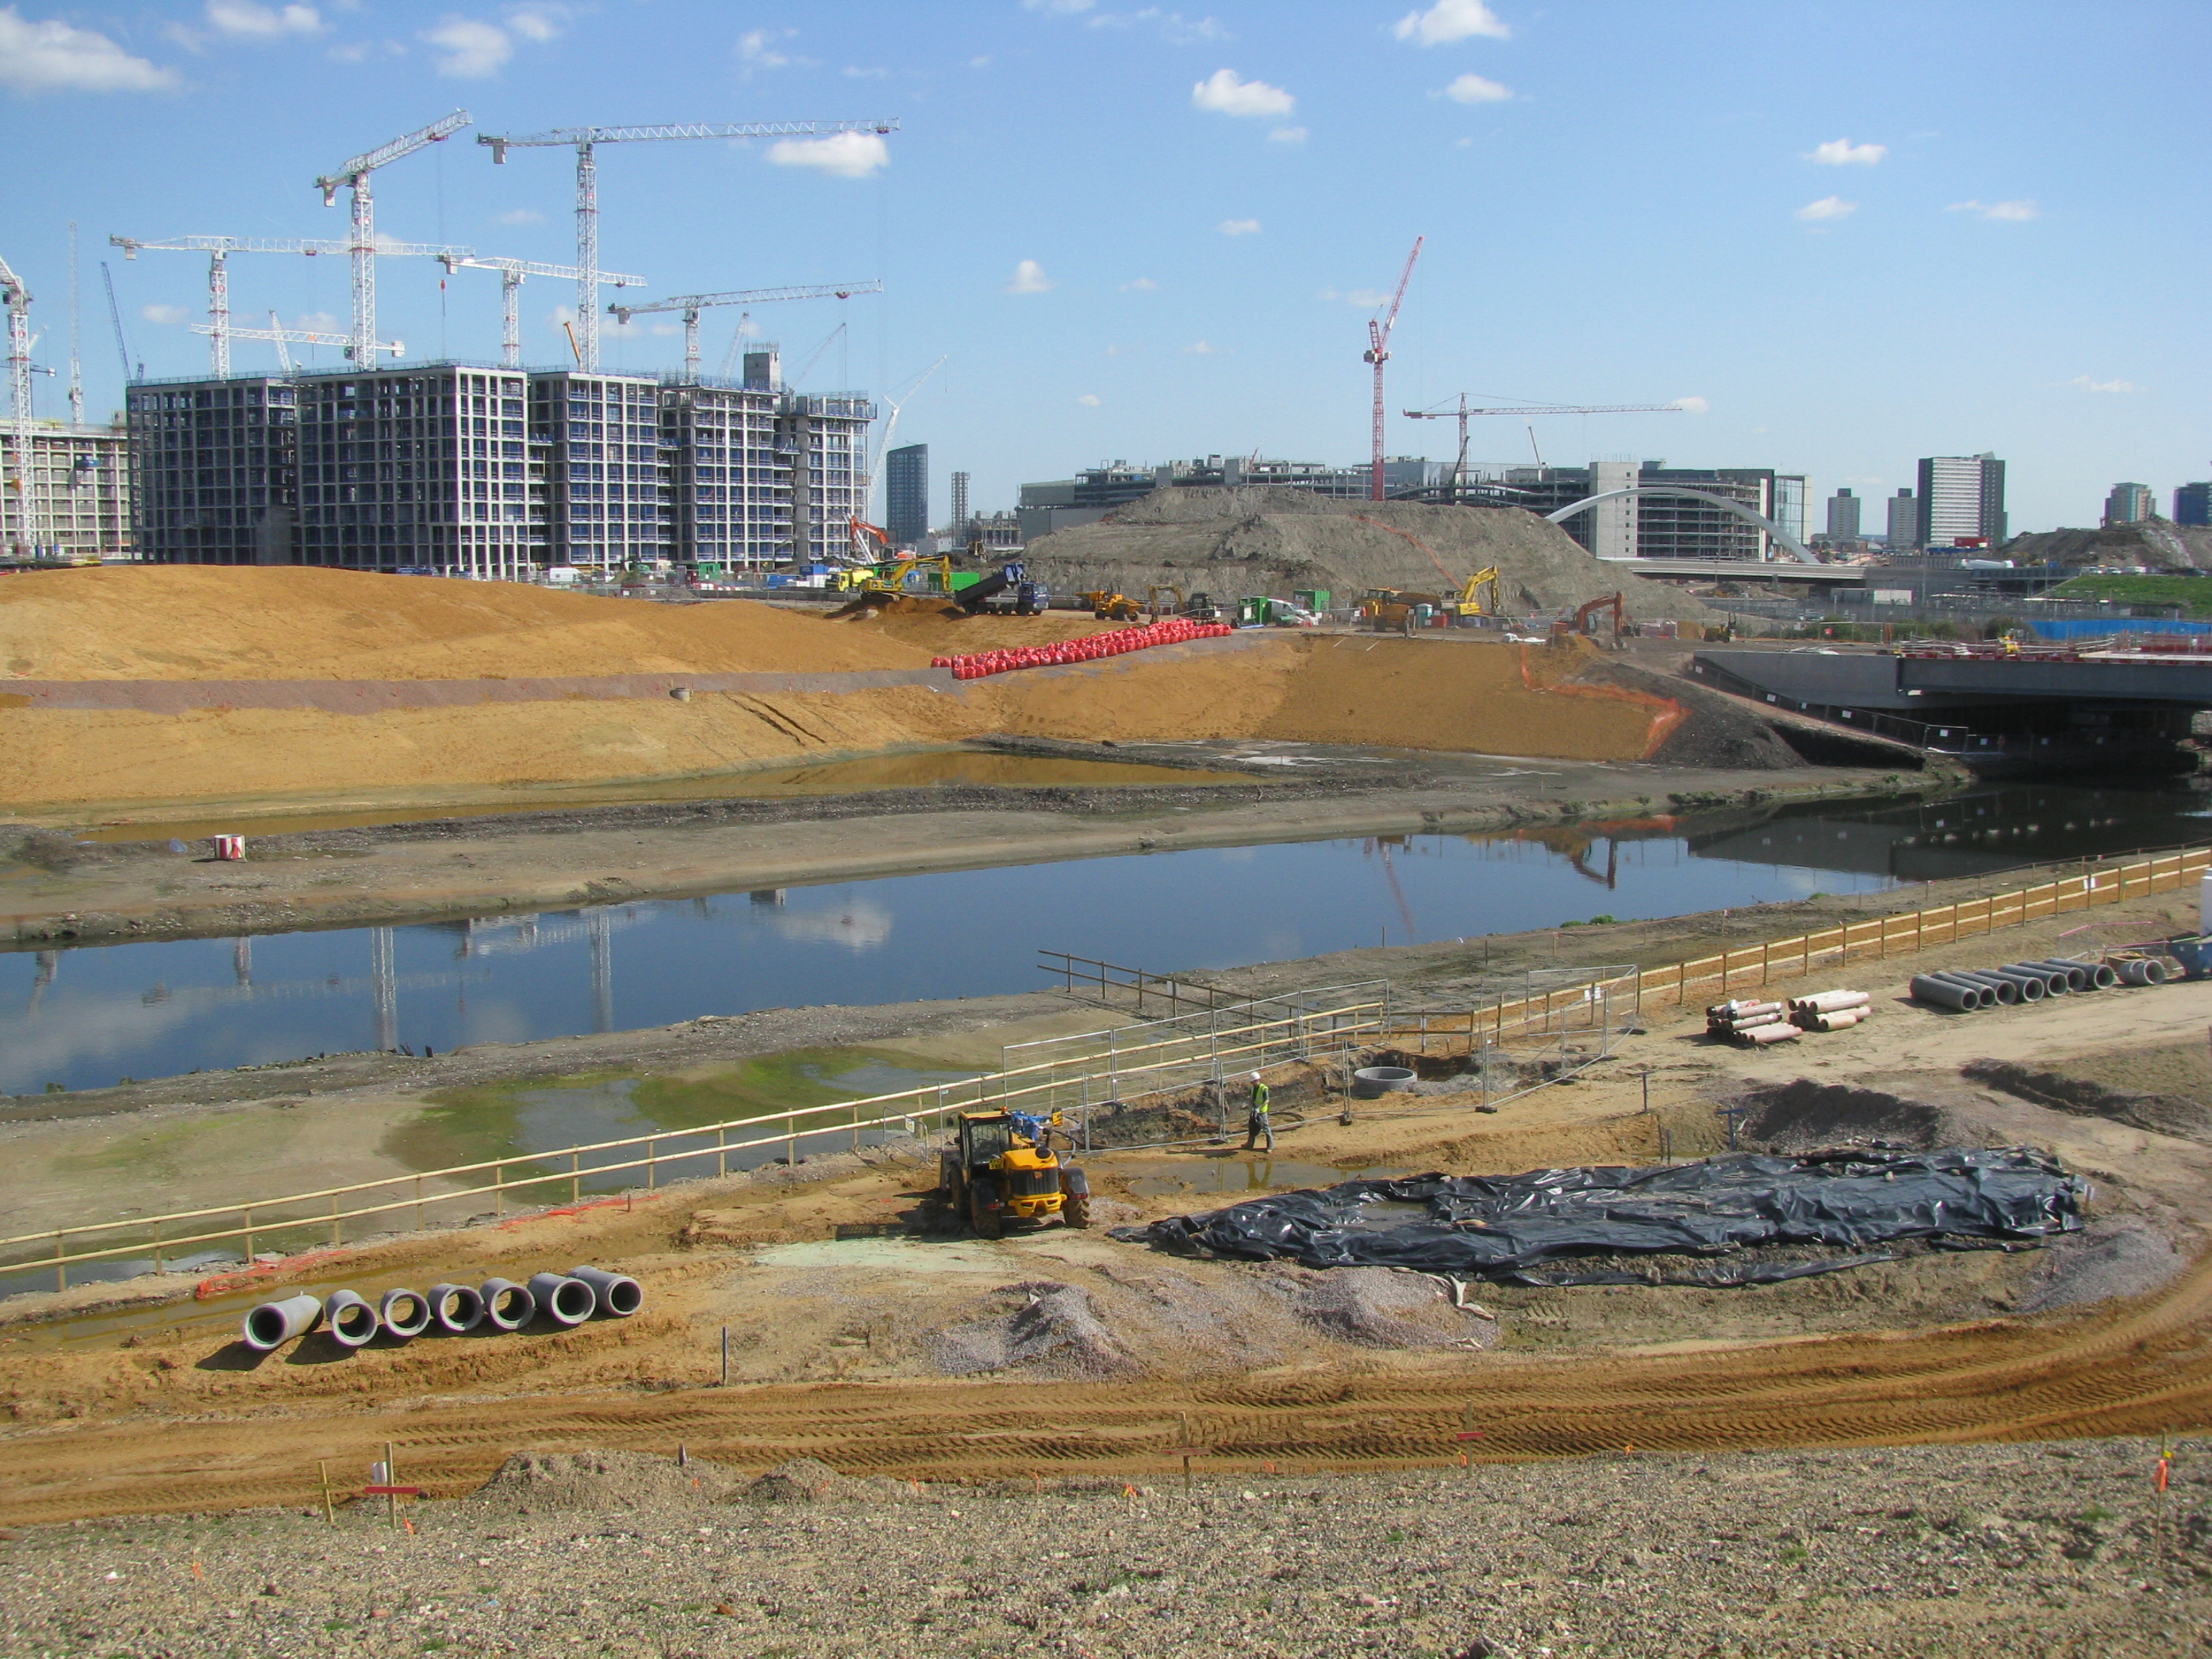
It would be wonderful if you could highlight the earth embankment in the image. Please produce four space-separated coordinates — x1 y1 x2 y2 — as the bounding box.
1022 486 1716 621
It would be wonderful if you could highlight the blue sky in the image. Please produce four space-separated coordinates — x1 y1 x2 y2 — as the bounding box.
2 0 2204 532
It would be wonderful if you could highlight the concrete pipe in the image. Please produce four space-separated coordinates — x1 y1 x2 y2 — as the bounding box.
2022 959 2094 992
1910 975 1985 1010
377 1288 433 1341
527 1272 597 1328
1739 1023 1801 1045
1351 1066 1418 1099
1978 969 2047 1002
242 1292 323 1353
480 1277 537 1332
426 1282 485 1334
1790 990 1871 1015
568 1265 644 1318
2086 962 2122 989
2120 958 2169 987
323 1288 381 1349
1802 1009 1866 1033
1930 971 2017 1006
2001 963 2071 996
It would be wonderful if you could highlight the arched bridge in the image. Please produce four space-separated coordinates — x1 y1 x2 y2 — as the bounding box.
1545 486 1819 566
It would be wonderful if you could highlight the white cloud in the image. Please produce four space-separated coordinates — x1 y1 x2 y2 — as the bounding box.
1218 218 1260 236
288 310 340 331
506 7 562 44
494 207 544 225
1121 276 1159 291
766 132 890 178
206 2 322 38
1949 198 2039 221
968 54 990 67
1268 125 1306 143
1794 195 1856 222
325 38 405 63
1086 8 1226 42
841 64 887 77
2063 375 2144 394
736 26 795 71
0 8 178 91
140 304 189 325
1669 395 1709 414
1443 72 1511 102
1807 137 1885 166
1394 0 1509 44
649 322 683 336
1182 340 1216 354
422 17 510 77
1077 393 1102 405
1005 259 1054 295
1191 67 1292 117
1022 0 1094 11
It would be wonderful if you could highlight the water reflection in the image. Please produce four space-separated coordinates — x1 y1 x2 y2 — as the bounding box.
3 780 2203 1095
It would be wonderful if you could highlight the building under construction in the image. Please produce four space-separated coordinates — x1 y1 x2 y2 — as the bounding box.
0 419 133 562
125 350 875 578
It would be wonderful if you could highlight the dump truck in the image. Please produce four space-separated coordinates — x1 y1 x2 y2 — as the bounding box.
939 1109 1091 1237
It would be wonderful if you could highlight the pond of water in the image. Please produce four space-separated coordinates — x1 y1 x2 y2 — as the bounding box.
3 777 2203 1097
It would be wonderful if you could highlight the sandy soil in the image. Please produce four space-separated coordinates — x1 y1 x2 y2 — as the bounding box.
3 873 2212 1527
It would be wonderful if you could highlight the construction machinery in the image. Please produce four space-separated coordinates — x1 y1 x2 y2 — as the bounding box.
939 1109 1090 1237
1361 236 1423 501
1555 592 1625 644
1453 565 1501 620
1145 585 1185 619
1080 589 1143 620
1359 588 1445 631
957 561 1049 616
315 110 475 370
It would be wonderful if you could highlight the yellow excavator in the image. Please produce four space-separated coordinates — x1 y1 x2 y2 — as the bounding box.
1079 590 1144 620
1453 565 1501 619
939 1109 1091 1237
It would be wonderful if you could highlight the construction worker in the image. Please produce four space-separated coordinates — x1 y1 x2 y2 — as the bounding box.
1242 1071 1272 1152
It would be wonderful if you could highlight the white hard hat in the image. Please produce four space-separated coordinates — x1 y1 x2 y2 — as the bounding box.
1249 1071 1262 1081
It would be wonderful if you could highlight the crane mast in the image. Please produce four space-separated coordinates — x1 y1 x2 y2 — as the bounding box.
610 280 881 380
1363 236 1423 501
1404 396 1684 498
0 251 34 555
315 110 472 369
67 224 83 429
478 118 898 371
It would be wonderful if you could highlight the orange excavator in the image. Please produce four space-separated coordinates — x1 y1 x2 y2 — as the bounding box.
1554 592 1624 645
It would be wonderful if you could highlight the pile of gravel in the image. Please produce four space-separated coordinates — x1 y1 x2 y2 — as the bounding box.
1268 1263 1499 1349
5 1438 2202 1657
924 1280 1134 1378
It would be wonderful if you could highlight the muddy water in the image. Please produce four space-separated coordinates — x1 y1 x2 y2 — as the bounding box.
4 779 2206 1097
67 748 1254 843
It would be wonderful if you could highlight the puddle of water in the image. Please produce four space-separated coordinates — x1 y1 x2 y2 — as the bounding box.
800 1062 986 1097
69 748 1254 843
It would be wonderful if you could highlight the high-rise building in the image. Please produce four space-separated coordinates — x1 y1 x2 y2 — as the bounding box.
2104 482 2156 526
885 444 928 547
1916 453 2006 547
1588 459 1638 561
2177 482 2212 527
949 470 970 538
2 417 134 560
128 352 873 575
1825 486 1860 542
1887 487 1918 551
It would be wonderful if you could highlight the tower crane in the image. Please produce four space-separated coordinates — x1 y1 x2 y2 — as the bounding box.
0 249 35 554
608 280 881 380
315 110 474 370
205 315 376 372
100 262 139 381
1362 236 1422 502
111 234 472 375
477 118 898 372
1404 396 1682 498
445 256 647 368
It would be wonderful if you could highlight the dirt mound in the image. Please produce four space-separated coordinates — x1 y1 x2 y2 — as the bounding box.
464 1450 737 1512
1728 1079 1968 1152
1267 1264 1498 1348
2014 1220 2186 1313
2006 521 2212 571
1961 1058 2212 1143
743 1458 917 1504
1023 487 1714 624
0 566 930 680
925 1281 1134 1378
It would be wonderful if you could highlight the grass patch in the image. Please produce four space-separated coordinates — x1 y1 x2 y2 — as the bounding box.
2045 573 2212 615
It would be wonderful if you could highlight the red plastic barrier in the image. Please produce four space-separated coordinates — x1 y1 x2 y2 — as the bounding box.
930 620 1233 681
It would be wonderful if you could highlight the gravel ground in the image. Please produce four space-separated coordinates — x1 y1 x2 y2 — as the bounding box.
4 1438 2206 1657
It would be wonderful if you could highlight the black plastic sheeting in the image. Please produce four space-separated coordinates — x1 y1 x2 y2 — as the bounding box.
1111 1149 2087 1285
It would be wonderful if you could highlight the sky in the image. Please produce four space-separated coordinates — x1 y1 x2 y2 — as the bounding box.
1 0 2205 533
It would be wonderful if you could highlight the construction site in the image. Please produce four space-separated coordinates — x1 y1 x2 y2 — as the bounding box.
1 79 2208 1659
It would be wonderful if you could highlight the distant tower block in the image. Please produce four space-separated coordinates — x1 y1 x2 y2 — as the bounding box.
1825 486 1860 541
1887 487 1918 552
951 469 970 538
886 443 928 547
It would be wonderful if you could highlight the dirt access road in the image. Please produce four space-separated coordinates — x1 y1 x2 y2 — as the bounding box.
5 892 2212 1527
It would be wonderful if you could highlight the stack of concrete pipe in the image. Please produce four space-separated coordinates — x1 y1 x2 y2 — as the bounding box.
1707 998 1798 1045
1789 990 1872 1033
1911 955 2139 1012
240 1264 643 1355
